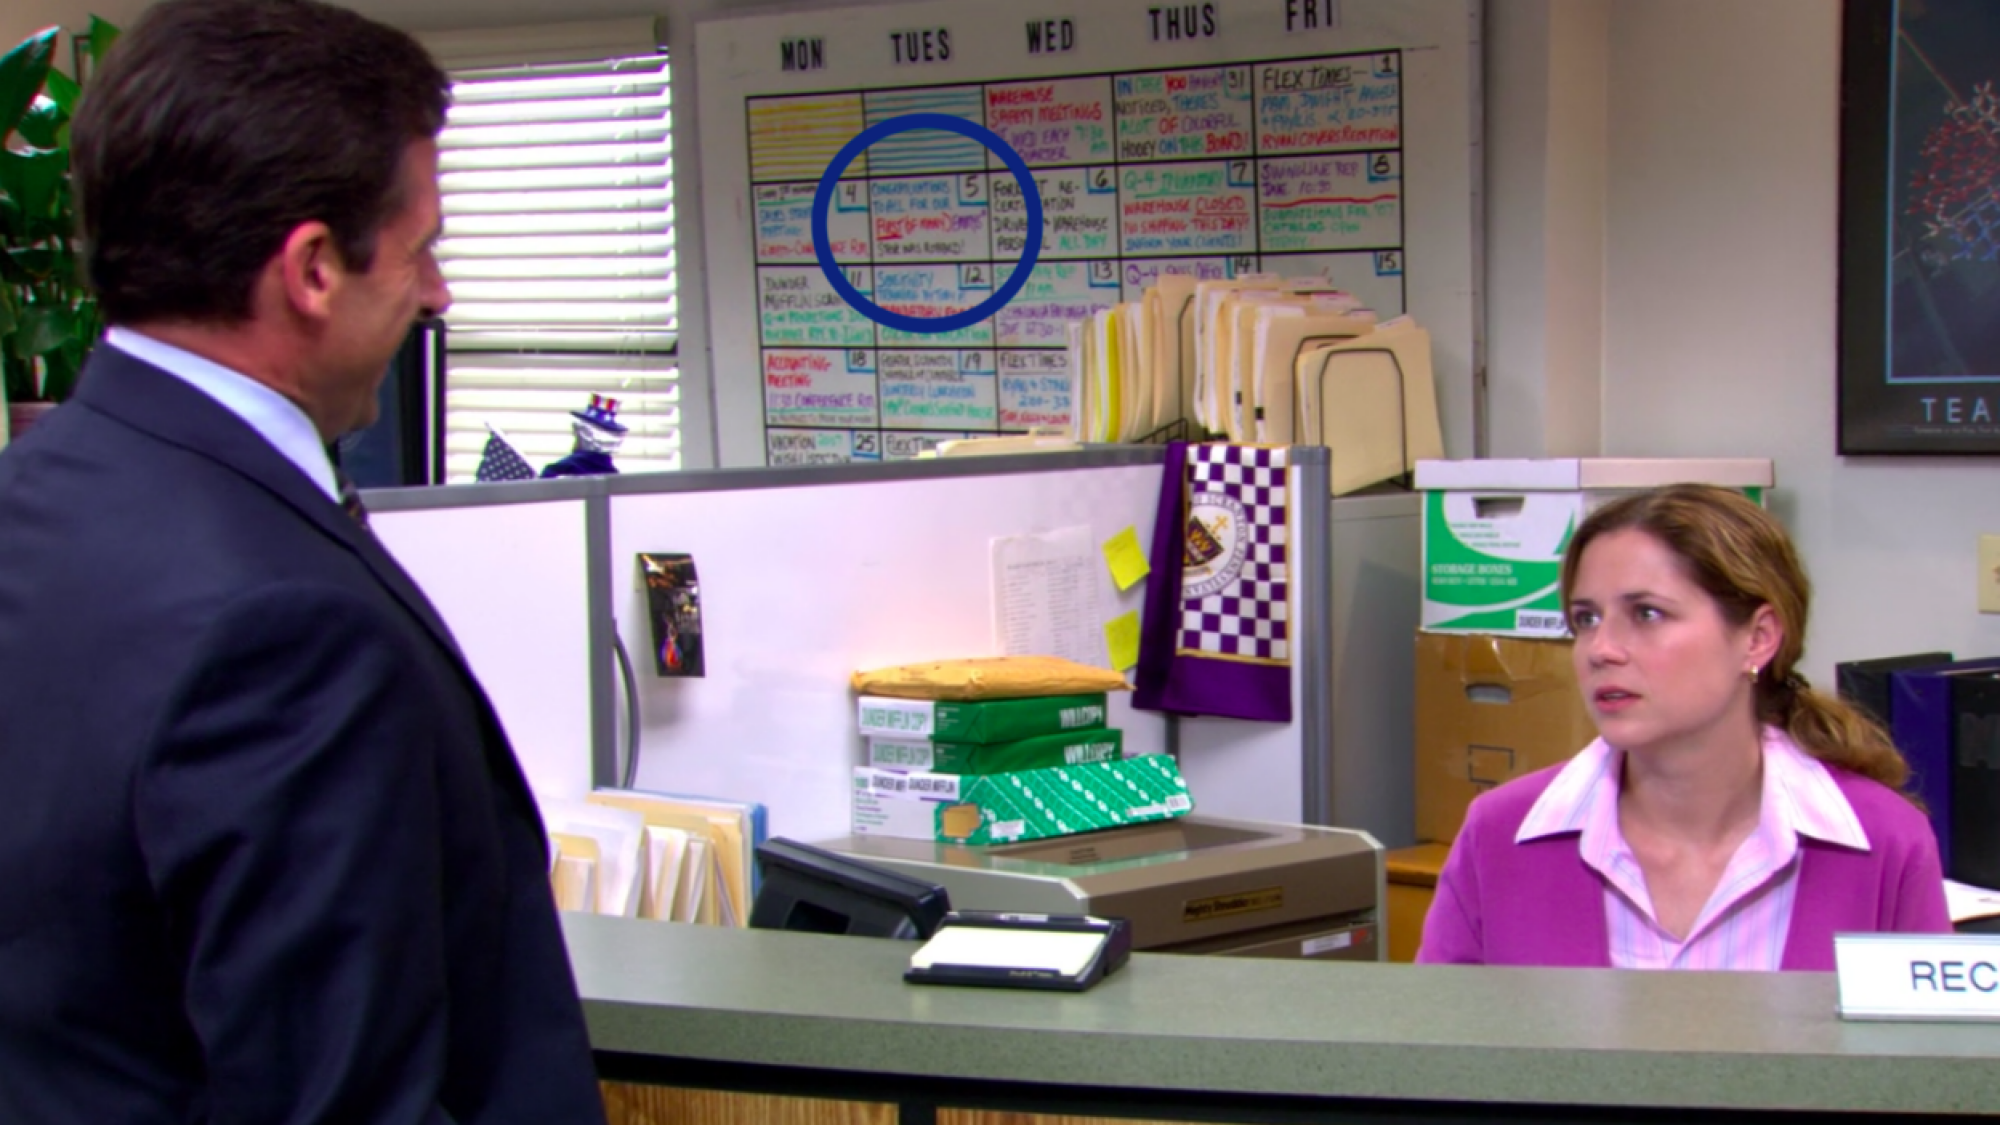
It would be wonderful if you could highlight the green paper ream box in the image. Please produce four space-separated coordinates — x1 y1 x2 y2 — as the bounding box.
855 693 1108 744
850 753 1194 845
867 728 1124 775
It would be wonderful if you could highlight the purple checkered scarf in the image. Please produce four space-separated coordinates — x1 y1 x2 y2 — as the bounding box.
1134 442 1294 724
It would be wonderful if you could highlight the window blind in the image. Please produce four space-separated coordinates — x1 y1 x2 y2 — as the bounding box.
436 50 679 480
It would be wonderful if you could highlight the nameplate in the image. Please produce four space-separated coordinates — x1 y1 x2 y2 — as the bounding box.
1835 933 2000 1021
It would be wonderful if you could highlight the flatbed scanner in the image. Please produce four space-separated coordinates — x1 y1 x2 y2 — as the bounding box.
817 815 1384 961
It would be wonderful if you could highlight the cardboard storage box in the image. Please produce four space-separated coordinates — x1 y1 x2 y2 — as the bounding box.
1385 843 1451 964
1414 631 1599 843
867 727 1124 775
1414 458 1774 637
850 753 1193 845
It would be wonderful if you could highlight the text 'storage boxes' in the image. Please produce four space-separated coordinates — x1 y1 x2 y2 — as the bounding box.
867 727 1124 775
851 754 1193 845
1414 458 1774 639
856 693 1108 743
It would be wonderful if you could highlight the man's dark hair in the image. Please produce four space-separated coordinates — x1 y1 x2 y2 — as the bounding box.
72 0 450 325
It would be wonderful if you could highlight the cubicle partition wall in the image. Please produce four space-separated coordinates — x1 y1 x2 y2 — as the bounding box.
370 478 606 805
1326 491 1422 846
364 447 1414 847
604 449 1173 840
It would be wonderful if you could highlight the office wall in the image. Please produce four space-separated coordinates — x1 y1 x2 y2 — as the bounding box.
1483 0 1606 460
17 0 1997 679
1601 0 2000 682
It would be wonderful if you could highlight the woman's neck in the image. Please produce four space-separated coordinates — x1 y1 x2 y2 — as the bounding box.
1617 722 1766 844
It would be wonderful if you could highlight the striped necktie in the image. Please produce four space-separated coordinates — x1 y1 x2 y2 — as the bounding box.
335 467 370 529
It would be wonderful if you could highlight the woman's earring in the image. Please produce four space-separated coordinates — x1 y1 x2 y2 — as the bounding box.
1745 665 1761 683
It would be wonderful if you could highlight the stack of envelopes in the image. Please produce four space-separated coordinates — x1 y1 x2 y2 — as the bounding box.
544 790 766 926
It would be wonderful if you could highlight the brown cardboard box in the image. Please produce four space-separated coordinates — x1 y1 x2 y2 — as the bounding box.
1414 631 1599 843
1385 843 1451 963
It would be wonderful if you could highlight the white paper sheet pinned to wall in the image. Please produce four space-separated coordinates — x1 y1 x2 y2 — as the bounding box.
992 526 1106 668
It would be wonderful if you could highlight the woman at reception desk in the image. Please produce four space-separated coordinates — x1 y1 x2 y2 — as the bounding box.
1421 485 1950 969
547 491 1986 1123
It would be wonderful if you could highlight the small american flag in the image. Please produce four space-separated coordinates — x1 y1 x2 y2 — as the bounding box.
475 429 538 483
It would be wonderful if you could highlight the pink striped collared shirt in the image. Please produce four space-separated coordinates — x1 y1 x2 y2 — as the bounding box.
1515 728 1870 971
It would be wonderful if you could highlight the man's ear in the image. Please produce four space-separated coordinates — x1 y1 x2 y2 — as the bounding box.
277 221 344 321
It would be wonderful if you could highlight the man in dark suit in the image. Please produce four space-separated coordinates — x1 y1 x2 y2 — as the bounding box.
0 1 607 1121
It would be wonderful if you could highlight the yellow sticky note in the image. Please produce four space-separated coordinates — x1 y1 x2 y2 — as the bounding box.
1105 611 1141 672
1102 527 1150 590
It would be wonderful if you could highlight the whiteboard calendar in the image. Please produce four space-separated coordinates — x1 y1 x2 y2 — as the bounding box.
695 0 1479 466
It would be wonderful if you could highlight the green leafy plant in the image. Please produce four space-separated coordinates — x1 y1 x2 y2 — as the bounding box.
0 18 118 405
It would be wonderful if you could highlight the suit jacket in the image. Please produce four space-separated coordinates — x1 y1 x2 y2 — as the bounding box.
0 346 607 1123
1418 758 1953 969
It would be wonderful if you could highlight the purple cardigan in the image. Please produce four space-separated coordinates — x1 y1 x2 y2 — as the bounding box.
1417 763 1952 970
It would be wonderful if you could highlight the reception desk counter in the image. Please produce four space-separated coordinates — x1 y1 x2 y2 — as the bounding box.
566 913 2000 1121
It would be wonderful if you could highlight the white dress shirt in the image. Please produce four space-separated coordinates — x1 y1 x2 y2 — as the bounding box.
103 326 339 503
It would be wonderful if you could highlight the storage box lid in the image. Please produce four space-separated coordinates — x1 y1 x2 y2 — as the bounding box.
1414 458 1774 492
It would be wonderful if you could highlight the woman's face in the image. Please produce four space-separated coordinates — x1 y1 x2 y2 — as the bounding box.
1566 528 1773 757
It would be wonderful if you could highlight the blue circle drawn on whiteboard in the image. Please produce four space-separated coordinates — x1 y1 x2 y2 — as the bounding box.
812 113 1043 333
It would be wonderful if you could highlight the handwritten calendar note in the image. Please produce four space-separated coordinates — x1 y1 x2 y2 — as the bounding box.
1259 154 1400 251
999 350 1073 430
759 268 876 348
875 265 994 348
880 349 998 430
1255 57 1403 152
756 183 871 262
1118 162 1257 256
871 176 990 262
1120 256 1236 297
747 50 1408 465
1114 67 1253 160
985 77 1115 165
996 261 1119 347
763 349 880 429
766 428 860 464
993 170 1118 258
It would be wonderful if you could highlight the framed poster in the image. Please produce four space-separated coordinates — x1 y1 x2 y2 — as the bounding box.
1839 0 2000 454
